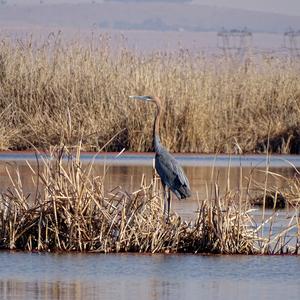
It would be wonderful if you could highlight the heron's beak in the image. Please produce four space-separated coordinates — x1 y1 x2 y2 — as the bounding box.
129 95 151 101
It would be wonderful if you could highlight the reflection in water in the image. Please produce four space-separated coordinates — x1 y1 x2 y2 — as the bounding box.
0 280 83 300
0 156 299 300
0 252 300 300
0 158 296 220
101 164 295 220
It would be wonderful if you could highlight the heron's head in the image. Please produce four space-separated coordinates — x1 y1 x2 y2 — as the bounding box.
129 95 154 102
129 95 161 106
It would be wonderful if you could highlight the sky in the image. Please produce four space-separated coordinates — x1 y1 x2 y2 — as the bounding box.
3 0 300 17
192 0 300 16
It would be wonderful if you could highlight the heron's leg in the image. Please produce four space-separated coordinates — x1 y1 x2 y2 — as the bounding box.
167 188 171 221
162 183 167 217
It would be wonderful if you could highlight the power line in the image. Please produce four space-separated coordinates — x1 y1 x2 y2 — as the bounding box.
284 28 300 59
217 27 253 60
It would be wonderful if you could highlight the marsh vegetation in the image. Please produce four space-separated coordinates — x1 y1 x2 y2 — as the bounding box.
0 146 299 254
0 34 299 254
0 35 299 153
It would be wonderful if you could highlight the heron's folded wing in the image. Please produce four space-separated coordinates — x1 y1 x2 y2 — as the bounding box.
156 150 190 188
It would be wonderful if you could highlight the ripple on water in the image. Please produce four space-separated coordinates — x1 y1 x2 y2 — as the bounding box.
0 252 300 300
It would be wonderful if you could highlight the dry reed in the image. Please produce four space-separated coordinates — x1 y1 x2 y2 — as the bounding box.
0 34 299 153
0 146 299 254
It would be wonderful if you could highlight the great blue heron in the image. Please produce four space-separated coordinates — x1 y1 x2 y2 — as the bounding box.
129 95 191 220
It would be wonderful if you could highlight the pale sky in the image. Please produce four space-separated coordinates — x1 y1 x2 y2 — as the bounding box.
192 0 300 16
4 0 300 16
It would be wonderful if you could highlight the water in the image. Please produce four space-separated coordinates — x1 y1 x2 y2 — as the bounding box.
0 153 299 300
0 252 299 300
0 152 297 219
2 151 300 167
0 152 297 235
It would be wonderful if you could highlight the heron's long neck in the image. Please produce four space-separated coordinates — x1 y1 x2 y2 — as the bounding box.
153 101 162 153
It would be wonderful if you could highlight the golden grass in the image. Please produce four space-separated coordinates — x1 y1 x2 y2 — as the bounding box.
0 34 299 153
0 146 299 254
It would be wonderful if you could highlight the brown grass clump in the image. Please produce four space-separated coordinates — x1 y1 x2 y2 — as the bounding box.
0 34 299 153
0 146 299 254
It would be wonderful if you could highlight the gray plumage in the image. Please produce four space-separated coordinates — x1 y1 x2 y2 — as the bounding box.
129 95 191 220
154 135 191 200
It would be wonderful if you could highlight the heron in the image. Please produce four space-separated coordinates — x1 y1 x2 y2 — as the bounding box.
129 95 191 220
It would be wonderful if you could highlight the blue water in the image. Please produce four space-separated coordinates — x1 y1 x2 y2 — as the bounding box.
0 154 299 300
1 152 300 167
0 252 299 300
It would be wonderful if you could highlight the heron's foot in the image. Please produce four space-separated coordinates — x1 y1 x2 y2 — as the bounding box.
163 214 170 224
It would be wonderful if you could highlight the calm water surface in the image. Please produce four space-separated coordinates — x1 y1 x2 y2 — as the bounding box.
0 252 300 300
0 153 299 300
0 152 297 219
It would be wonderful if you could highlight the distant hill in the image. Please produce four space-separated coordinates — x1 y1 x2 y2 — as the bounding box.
104 0 191 2
0 2 300 33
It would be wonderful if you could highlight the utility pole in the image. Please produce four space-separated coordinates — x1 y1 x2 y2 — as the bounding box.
284 28 300 60
217 28 253 60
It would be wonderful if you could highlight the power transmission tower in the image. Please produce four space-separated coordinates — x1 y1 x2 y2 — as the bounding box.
217 28 253 60
284 29 300 59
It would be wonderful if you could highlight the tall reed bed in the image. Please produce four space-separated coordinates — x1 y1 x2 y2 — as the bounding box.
0 146 299 254
0 34 299 153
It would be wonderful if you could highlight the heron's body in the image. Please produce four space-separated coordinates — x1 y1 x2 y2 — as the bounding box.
154 134 191 200
130 95 191 219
